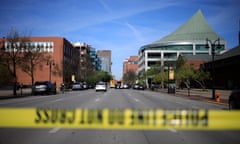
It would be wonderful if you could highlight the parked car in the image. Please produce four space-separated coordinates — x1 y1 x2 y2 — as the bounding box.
82 82 89 89
88 83 95 89
123 84 130 89
138 84 145 90
133 84 139 89
133 84 145 90
115 83 121 89
33 81 56 95
229 90 240 109
95 81 107 92
72 82 83 90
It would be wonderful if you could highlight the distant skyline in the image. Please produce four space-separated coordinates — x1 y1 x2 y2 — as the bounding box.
1 0 239 79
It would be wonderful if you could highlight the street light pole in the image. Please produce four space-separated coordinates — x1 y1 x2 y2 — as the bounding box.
205 38 221 99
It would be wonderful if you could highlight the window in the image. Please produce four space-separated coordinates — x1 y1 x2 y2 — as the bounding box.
167 45 193 50
148 53 161 58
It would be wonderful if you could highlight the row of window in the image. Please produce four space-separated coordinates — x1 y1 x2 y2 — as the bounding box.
5 41 53 48
147 53 178 59
4 41 54 52
141 44 225 51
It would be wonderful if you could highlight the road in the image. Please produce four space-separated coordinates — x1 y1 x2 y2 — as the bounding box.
0 89 239 144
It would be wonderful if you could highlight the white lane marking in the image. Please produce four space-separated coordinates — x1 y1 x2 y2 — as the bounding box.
168 128 177 133
51 98 63 103
95 98 100 102
49 127 61 133
134 98 139 102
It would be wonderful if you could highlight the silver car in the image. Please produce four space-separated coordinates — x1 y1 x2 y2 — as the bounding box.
33 81 56 95
72 82 83 90
95 81 107 92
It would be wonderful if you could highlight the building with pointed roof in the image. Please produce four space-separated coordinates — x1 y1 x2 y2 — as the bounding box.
138 10 226 80
154 10 225 43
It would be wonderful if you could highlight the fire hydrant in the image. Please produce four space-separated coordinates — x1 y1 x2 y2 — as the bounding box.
215 92 220 103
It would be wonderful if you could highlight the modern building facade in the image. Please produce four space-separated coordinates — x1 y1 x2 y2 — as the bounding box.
97 50 112 74
138 10 226 78
90 47 102 71
123 56 138 75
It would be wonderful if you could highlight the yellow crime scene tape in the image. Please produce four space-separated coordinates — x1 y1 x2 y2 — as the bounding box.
0 108 240 130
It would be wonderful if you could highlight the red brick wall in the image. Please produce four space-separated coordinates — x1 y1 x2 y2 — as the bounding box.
15 37 64 89
186 60 206 69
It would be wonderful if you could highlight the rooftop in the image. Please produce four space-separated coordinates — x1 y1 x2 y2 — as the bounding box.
152 10 225 44
216 45 240 60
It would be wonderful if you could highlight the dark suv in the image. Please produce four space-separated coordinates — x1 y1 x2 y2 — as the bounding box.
229 90 240 109
33 81 57 95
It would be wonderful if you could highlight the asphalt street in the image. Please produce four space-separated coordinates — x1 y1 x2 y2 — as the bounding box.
0 89 239 144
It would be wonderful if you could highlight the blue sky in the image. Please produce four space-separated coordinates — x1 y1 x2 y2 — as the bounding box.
0 0 239 79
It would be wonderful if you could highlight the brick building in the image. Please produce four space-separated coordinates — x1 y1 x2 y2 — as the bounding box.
123 56 138 75
0 37 79 89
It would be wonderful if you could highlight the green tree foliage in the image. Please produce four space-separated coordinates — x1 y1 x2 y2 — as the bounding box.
175 55 210 89
176 54 185 70
175 63 195 88
144 63 167 88
86 70 112 84
193 69 210 89
153 71 168 83
123 70 137 84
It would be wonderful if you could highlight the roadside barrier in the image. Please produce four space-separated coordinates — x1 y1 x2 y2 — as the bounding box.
0 108 239 130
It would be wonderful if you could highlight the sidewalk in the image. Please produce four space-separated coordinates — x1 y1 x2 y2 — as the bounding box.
0 88 32 99
156 88 230 106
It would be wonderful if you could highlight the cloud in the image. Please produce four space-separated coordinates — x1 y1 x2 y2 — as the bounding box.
125 22 144 43
98 0 112 14
61 0 179 33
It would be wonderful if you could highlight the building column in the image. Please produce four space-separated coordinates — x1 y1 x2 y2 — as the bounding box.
144 51 148 88
193 43 196 55
144 51 148 72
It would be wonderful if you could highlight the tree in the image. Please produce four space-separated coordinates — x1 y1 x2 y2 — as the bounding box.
141 63 167 88
62 58 77 83
0 65 12 86
176 54 186 69
153 70 168 84
20 38 49 86
97 71 112 82
123 70 137 84
79 54 94 81
175 63 195 89
193 69 210 89
0 29 24 95
175 62 210 89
